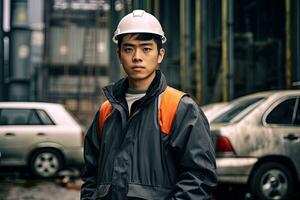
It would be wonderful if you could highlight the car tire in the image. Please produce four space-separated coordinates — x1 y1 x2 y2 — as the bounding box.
30 149 63 178
250 162 294 200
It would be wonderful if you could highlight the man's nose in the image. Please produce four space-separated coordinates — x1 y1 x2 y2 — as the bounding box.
133 49 142 62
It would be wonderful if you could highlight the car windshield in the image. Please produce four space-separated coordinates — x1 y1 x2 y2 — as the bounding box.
211 97 266 123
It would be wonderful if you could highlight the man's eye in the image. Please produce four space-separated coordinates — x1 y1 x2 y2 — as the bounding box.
124 48 133 53
143 48 151 53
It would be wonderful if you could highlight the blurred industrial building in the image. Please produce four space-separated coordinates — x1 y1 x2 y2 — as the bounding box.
0 0 299 126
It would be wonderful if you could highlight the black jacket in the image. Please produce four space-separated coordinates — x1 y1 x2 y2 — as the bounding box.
81 71 217 199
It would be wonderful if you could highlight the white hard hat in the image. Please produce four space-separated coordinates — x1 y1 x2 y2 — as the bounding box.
112 10 167 44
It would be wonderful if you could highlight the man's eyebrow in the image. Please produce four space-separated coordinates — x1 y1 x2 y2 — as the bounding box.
140 42 154 46
122 42 154 47
123 43 134 47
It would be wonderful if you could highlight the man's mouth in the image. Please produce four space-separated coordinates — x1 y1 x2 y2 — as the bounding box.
132 66 145 71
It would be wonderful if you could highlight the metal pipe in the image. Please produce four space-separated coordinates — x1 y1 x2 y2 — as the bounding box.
221 0 228 101
179 0 185 91
9 0 31 101
154 0 159 19
0 0 4 100
201 0 208 103
185 0 191 93
285 0 292 88
228 0 234 100
119 0 126 78
133 0 139 10
125 0 132 13
295 0 300 85
146 0 152 13
110 0 121 82
195 0 202 103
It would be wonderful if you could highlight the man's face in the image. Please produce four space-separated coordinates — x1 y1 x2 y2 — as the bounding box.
118 34 165 84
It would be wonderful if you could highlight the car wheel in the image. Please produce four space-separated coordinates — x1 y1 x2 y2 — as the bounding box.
250 162 293 200
30 149 63 178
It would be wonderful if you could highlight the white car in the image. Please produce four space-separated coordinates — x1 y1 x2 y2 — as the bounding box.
201 102 228 122
210 90 300 200
0 102 84 178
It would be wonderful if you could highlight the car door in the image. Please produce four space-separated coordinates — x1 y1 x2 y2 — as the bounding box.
0 108 45 165
264 96 300 174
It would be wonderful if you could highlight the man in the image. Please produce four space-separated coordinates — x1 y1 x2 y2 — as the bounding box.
81 10 217 200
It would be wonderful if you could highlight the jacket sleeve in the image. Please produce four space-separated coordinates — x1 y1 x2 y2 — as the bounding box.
169 96 217 200
80 111 101 200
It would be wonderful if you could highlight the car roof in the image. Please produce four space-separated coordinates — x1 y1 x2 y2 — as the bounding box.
0 102 63 109
0 102 81 127
232 90 300 103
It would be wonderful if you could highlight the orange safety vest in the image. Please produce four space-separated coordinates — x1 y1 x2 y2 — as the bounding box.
98 86 185 137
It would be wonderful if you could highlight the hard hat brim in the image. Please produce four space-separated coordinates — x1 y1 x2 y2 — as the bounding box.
112 32 167 44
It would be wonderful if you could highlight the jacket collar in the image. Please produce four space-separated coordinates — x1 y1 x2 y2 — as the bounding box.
103 70 167 105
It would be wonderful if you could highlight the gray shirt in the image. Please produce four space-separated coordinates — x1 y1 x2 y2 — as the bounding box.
125 88 146 115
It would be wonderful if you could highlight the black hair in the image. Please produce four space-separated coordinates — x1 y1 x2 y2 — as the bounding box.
117 33 163 52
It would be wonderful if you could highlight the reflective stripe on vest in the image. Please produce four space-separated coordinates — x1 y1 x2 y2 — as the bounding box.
98 86 185 137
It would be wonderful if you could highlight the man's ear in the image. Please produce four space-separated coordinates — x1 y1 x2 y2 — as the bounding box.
117 49 121 62
158 48 165 64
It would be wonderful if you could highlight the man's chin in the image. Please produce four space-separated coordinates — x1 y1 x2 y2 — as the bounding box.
127 71 156 81
128 75 146 81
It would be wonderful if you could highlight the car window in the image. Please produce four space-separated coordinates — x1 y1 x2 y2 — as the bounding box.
0 109 42 125
36 109 54 125
294 98 300 125
265 98 296 125
212 97 265 123
28 110 42 125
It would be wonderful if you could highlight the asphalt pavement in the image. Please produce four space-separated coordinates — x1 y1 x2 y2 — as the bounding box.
0 167 81 200
0 168 299 200
0 179 80 200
